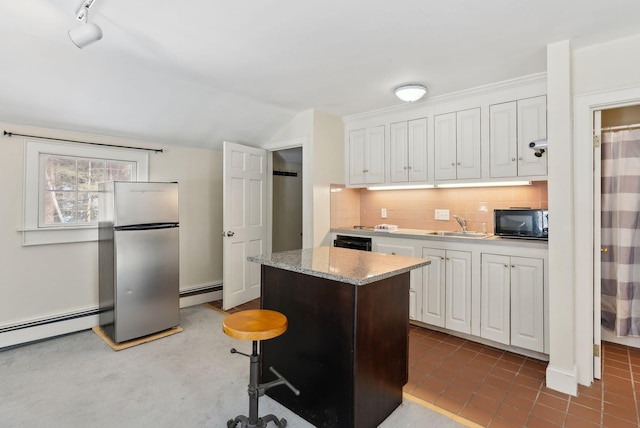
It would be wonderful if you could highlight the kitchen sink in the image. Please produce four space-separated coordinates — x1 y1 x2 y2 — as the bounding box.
428 231 489 239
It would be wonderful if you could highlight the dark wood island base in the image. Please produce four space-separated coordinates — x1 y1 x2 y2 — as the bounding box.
260 265 410 427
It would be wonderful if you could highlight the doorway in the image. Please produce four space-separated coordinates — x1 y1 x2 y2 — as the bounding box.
271 147 303 252
597 105 640 350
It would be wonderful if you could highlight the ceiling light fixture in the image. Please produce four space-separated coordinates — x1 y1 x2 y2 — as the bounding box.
394 84 427 103
69 0 103 49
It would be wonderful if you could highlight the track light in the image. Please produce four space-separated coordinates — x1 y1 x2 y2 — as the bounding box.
394 84 427 102
69 0 103 49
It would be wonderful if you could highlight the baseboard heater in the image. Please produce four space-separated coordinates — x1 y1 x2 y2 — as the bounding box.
0 308 99 334
180 284 222 298
0 284 223 334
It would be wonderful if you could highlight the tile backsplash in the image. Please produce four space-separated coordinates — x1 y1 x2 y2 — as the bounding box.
330 182 548 233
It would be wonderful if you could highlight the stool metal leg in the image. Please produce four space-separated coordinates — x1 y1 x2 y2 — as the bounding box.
227 341 289 428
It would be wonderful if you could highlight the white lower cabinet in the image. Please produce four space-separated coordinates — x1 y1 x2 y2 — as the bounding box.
374 241 419 320
444 250 472 334
353 230 549 356
420 248 446 327
481 254 544 352
421 247 471 334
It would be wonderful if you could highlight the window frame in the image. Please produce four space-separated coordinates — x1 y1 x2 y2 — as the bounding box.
23 139 149 246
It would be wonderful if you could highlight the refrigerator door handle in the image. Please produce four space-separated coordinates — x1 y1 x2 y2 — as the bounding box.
115 223 179 231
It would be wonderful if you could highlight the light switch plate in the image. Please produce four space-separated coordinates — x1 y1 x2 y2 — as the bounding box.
381 208 387 218
435 209 450 220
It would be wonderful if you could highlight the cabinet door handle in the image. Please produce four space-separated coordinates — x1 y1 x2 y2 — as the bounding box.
451 163 455 166
518 157 523 161
504 264 509 268
363 169 368 173
512 158 516 161
391 252 396 255
511 264 516 268
457 162 461 166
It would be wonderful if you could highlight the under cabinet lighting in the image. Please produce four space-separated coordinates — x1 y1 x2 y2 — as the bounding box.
436 181 531 188
367 184 435 191
366 181 532 191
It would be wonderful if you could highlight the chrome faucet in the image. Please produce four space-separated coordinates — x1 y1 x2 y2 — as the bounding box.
453 215 467 233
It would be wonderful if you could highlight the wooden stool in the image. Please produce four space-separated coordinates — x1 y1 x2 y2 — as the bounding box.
223 309 300 428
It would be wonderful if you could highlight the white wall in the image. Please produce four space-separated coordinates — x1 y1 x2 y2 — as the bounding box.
0 123 223 346
573 34 640 95
570 33 640 387
311 110 345 247
545 40 578 395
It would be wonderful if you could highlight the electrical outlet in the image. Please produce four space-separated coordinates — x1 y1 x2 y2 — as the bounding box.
381 208 387 218
435 209 450 220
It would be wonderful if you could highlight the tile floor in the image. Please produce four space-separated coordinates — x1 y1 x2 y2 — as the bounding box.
210 299 640 427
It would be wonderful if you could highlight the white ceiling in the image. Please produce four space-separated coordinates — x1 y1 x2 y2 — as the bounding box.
1 0 639 151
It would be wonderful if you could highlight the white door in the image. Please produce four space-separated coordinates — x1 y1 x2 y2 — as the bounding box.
222 141 267 310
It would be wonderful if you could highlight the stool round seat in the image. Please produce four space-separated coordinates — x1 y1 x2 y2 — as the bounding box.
223 309 287 341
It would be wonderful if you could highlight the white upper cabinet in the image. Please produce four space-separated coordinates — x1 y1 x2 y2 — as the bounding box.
344 75 548 187
489 102 518 178
456 108 482 179
390 118 427 183
517 96 547 177
434 112 457 180
348 126 385 185
490 95 547 178
434 108 481 181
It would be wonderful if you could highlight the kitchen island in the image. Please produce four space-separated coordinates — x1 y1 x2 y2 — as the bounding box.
248 246 430 428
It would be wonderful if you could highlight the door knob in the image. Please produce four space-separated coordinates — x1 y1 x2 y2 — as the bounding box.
601 248 608 253
222 231 235 237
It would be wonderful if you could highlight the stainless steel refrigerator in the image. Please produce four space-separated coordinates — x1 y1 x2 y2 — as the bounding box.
98 181 180 343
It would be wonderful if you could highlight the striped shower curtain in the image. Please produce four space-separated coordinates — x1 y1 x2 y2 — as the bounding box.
601 127 640 336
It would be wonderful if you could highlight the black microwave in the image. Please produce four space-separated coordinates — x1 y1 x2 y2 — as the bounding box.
494 209 548 240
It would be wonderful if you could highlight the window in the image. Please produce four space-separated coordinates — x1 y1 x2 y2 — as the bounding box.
41 155 134 226
23 139 149 245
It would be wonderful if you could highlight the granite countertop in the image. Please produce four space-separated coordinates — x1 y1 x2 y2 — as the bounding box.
331 227 549 247
248 246 430 286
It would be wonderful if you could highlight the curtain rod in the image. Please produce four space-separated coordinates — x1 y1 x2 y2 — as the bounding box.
3 130 163 153
601 123 640 132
